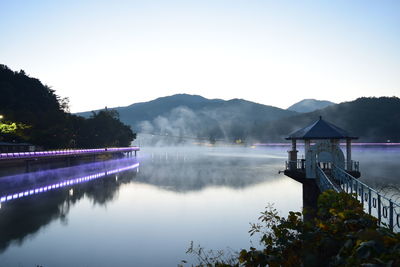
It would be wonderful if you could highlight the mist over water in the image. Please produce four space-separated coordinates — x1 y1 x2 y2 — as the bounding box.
0 145 398 266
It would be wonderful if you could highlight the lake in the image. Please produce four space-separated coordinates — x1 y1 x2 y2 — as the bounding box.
0 145 399 266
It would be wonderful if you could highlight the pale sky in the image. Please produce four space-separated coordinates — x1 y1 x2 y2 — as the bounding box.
1 0 399 112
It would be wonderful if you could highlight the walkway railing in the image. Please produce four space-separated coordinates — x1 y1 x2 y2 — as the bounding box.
316 166 341 193
332 165 400 232
0 147 139 160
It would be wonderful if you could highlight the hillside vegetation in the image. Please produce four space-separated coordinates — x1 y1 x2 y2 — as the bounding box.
79 95 400 143
0 64 135 149
78 94 298 144
253 97 400 142
185 190 400 266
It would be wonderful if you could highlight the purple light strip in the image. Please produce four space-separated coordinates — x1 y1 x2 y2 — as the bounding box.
0 147 140 160
0 162 139 203
253 143 400 146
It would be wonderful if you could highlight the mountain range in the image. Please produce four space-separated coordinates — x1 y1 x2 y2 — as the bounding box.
287 99 335 113
78 94 299 125
77 94 400 143
78 94 299 143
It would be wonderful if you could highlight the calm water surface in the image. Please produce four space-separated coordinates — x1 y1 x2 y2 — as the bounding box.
0 146 398 266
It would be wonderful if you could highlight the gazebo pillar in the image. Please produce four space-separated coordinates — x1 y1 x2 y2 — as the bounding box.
304 139 310 156
288 139 298 170
346 138 352 170
292 139 297 152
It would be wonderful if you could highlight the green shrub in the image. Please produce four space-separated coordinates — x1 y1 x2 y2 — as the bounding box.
239 190 400 266
186 191 400 266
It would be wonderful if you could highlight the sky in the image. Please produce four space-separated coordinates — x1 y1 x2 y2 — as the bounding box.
1 0 399 112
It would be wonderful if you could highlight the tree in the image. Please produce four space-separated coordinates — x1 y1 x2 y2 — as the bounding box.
0 64 136 149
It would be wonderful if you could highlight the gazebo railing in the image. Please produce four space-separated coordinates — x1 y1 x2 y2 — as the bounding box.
285 159 305 170
345 160 359 172
285 160 359 172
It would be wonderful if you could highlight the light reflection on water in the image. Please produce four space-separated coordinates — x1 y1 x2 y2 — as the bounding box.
0 146 398 266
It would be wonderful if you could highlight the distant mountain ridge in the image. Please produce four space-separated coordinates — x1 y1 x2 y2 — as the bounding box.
287 99 335 113
77 94 298 143
254 97 400 142
77 95 400 143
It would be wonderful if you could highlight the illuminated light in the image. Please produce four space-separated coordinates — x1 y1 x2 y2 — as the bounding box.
69 188 74 196
0 162 139 203
0 147 139 160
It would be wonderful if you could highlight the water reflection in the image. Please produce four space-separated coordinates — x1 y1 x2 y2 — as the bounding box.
0 146 398 266
0 159 139 253
137 149 283 192
354 146 400 200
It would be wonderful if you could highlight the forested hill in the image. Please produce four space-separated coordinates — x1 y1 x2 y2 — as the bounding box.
3 63 395 145
77 94 399 143
252 97 400 142
0 64 135 148
77 94 298 142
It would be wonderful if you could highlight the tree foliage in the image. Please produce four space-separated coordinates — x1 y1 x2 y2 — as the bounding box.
76 109 136 148
251 97 400 142
0 64 135 148
240 191 400 266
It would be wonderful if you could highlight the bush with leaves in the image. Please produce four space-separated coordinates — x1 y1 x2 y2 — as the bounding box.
239 190 400 266
185 190 400 266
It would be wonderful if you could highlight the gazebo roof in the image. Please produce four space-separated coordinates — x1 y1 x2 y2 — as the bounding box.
286 117 358 140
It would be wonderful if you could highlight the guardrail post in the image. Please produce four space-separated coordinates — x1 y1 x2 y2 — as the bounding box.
378 195 382 224
360 184 364 208
368 188 372 215
354 180 358 198
389 200 394 231
350 178 353 194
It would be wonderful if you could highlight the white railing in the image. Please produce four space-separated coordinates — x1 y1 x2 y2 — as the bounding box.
345 160 359 172
285 159 305 170
333 165 400 232
316 166 341 193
